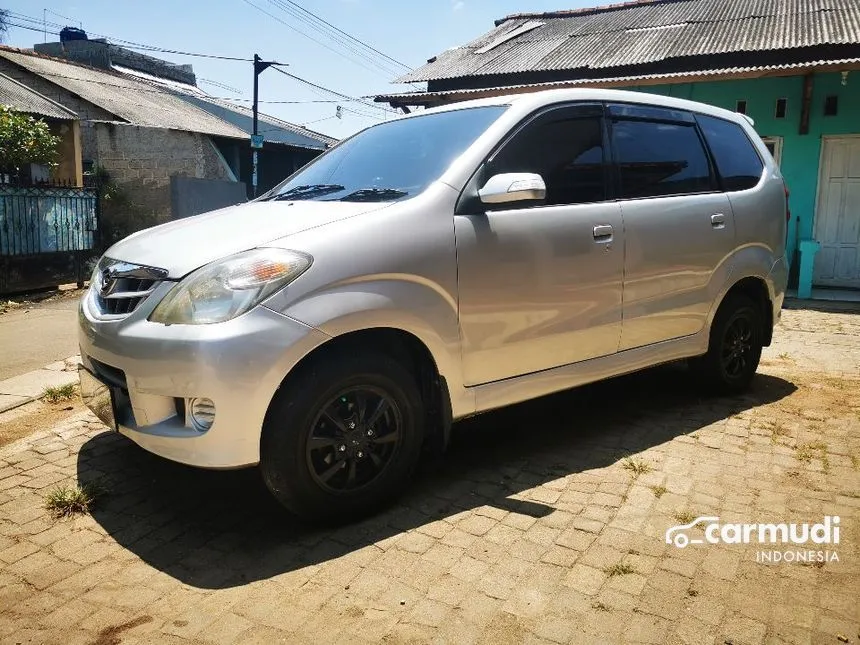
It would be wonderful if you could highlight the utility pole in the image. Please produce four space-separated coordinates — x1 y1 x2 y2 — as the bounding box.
251 54 276 198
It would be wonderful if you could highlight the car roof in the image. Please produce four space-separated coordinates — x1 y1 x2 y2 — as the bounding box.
406 88 753 128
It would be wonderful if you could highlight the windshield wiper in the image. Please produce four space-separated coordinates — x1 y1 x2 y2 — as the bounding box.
337 187 409 202
267 184 345 200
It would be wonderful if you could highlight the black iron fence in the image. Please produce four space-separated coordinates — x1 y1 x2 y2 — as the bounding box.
0 185 100 294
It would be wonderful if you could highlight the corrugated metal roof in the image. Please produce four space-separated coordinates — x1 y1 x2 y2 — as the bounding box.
378 57 860 105
0 48 337 148
0 72 76 119
397 0 860 83
0 48 246 138
112 65 336 149
179 95 338 149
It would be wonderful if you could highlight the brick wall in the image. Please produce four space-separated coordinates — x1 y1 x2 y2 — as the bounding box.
88 123 233 223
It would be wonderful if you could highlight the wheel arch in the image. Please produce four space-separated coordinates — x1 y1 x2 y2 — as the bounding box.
711 275 774 346
265 327 455 453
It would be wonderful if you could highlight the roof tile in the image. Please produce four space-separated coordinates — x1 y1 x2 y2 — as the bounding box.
396 0 860 83
0 71 76 119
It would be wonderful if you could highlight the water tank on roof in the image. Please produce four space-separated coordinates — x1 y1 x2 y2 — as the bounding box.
60 27 88 42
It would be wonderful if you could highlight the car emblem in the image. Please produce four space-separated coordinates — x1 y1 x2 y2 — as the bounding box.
98 268 116 298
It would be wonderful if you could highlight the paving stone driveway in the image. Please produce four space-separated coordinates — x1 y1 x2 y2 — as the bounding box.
1 303 859 645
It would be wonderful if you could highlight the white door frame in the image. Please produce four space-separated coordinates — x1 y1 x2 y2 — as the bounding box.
813 134 860 288
761 136 783 166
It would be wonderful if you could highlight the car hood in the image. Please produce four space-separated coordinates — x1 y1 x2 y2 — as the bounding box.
104 200 389 278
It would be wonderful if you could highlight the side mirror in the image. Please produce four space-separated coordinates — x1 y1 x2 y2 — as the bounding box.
478 172 546 205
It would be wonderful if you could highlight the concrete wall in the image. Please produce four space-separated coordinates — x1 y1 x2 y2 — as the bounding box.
620 72 860 266
35 40 197 85
86 122 234 223
49 120 83 186
170 176 247 219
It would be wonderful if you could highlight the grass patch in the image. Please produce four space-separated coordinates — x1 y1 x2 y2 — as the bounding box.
45 481 105 518
686 588 699 597
604 563 636 577
673 510 697 525
43 383 77 404
777 352 791 360
650 485 667 498
591 601 610 611
621 457 653 477
851 455 859 471
795 441 830 472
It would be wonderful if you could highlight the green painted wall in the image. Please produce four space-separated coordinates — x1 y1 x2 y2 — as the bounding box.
621 72 860 265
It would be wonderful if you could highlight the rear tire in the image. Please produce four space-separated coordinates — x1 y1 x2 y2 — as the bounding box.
260 350 424 524
691 293 763 394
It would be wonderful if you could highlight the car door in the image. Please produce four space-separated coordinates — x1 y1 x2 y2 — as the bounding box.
454 103 624 386
607 103 735 351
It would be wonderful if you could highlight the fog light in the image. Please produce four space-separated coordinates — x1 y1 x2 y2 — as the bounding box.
188 397 215 431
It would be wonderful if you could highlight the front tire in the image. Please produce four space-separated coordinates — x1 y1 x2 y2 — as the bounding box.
260 350 424 524
691 293 763 394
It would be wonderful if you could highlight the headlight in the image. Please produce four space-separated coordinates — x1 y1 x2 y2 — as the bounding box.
149 248 311 325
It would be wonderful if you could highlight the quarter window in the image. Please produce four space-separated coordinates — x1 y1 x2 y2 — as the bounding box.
697 114 764 191
611 119 713 199
488 113 608 206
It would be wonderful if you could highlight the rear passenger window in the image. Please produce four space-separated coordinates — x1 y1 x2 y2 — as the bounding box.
611 119 713 199
697 115 764 191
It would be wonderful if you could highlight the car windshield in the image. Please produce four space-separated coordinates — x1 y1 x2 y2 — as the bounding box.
266 105 508 202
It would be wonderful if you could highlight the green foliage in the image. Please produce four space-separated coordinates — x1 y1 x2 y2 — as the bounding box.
45 480 106 518
43 383 77 403
0 105 61 170
90 165 160 249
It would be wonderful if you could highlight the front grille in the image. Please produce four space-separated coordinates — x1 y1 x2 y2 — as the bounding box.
95 277 159 316
91 258 168 320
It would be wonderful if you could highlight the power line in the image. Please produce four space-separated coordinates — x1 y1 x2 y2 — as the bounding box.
198 78 243 94
277 0 410 71
220 98 351 104
6 11 253 61
271 66 395 116
238 0 397 79
264 0 403 78
299 114 338 126
44 9 76 24
5 10 392 123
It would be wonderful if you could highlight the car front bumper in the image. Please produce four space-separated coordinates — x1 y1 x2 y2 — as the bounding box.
78 285 329 468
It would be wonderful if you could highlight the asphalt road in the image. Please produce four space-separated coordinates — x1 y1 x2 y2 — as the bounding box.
0 296 81 380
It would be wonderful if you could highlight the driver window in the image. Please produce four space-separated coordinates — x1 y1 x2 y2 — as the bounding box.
488 112 608 206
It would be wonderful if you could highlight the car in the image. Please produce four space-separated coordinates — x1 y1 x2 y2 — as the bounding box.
78 88 788 523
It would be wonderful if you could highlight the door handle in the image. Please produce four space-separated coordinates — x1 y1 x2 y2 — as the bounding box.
593 224 613 241
710 213 726 229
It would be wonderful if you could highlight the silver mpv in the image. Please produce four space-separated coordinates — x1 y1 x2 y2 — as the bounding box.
79 89 788 522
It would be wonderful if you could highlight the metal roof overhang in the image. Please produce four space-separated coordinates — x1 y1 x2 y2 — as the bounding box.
376 58 860 109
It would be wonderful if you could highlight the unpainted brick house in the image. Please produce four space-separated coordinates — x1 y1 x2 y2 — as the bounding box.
0 44 334 243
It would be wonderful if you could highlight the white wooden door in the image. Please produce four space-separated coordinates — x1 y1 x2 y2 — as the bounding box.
814 137 860 288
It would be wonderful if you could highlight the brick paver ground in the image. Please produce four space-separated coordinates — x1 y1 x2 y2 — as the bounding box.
1 303 859 645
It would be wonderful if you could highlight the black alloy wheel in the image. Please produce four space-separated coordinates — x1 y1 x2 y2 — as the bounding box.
306 386 403 493
260 350 424 523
